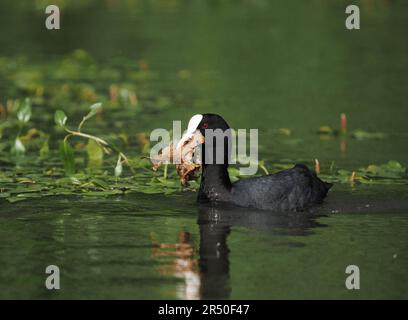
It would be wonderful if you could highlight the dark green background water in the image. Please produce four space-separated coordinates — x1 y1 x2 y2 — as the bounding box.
1 0 408 299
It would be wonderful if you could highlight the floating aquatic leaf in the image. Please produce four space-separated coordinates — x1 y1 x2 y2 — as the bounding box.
70 176 82 185
16 177 35 184
363 161 405 179
19 128 46 143
0 192 11 199
91 179 109 190
55 177 75 186
318 126 334 135
352 129 386 140
274 128 291 136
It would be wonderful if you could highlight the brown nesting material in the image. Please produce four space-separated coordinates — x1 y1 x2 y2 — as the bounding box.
150 130 204 186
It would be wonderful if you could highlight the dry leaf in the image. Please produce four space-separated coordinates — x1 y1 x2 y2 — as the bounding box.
150 130 204 185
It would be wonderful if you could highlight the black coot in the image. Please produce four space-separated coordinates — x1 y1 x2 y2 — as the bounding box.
185 113 332 211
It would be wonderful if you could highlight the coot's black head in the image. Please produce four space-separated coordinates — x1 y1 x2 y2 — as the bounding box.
177 113 232 166
199 114 232 165
178 113 234 199
197 113 230 135
177 113 231 148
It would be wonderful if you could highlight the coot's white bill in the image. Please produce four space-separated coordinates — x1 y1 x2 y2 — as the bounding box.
176 114 203 149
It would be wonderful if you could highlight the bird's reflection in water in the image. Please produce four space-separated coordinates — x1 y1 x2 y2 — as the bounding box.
198 205 231 299
151 231 201 300
152 205 326 300
197 204 326 299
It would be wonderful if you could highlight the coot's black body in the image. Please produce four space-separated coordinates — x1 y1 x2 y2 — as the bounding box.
232 164 331 211
188 113 332 211
198 163 331 211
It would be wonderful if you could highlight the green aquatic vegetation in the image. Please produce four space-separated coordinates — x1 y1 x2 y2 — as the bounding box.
318 126 335 135
0 98 49 160
258 160 269 175
54 103 131 176
351 129 386 140
86 139 104 169
0 156 407 203
317 114 385 140
0 98 405 204
12 98 31 155
228 167 241 183
0 165 196 203
363 161 406 179
0 50 163 118
273 128 292 136
320 161 408 185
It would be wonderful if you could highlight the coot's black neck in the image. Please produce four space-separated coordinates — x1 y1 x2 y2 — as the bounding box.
198 164 232 203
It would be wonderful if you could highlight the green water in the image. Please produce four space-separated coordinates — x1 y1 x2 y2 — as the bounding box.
1 0 408 299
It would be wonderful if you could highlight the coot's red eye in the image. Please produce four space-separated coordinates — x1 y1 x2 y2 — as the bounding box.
202 123 208 129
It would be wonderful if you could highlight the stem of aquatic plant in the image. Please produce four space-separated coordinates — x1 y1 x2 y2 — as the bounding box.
62 123 132 169
55 103 134 175
163 162 168 179
259 161 269 175
63 130 108 148
329 161 335 173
